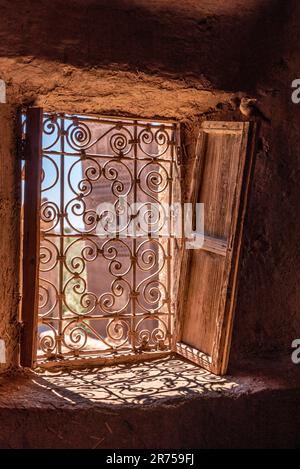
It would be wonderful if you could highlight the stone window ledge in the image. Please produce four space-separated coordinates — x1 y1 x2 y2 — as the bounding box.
0 356 299 448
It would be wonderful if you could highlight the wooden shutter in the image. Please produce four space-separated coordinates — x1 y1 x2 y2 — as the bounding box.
20 108 43 367
175 121 256 375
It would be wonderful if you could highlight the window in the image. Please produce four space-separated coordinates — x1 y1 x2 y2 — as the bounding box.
20 109 255 375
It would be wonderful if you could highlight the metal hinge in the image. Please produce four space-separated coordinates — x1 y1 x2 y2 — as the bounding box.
176 145 182 165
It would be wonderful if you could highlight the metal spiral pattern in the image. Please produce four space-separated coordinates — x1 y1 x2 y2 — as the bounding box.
22 111 180 363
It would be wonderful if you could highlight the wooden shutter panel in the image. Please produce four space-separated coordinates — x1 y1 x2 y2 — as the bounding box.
175 121 255 375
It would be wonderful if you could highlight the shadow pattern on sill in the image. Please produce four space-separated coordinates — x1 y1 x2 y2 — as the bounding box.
32 356 239 406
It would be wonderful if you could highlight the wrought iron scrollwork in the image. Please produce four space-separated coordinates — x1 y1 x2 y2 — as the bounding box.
23 111 180 364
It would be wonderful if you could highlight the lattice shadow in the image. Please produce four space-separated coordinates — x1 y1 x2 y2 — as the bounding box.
32 356 239 406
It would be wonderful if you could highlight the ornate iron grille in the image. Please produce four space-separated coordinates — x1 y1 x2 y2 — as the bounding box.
24 112 181 365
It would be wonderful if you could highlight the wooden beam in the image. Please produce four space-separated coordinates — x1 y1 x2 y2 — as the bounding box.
20 108 43 367
175 121 255 375
217 122 257 375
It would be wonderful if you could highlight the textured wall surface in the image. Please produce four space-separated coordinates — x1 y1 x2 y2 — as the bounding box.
0 105 20 371
0 0 299 367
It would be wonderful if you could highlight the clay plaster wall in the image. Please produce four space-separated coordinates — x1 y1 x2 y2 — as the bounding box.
0 105 20 371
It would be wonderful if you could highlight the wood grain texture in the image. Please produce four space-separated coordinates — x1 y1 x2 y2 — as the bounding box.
182 250 226 356
216 122 257 374
200 234 227 256
176 121 254 375
20 108 43 367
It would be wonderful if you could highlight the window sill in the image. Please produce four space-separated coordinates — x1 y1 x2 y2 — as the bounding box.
0 355 299 448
